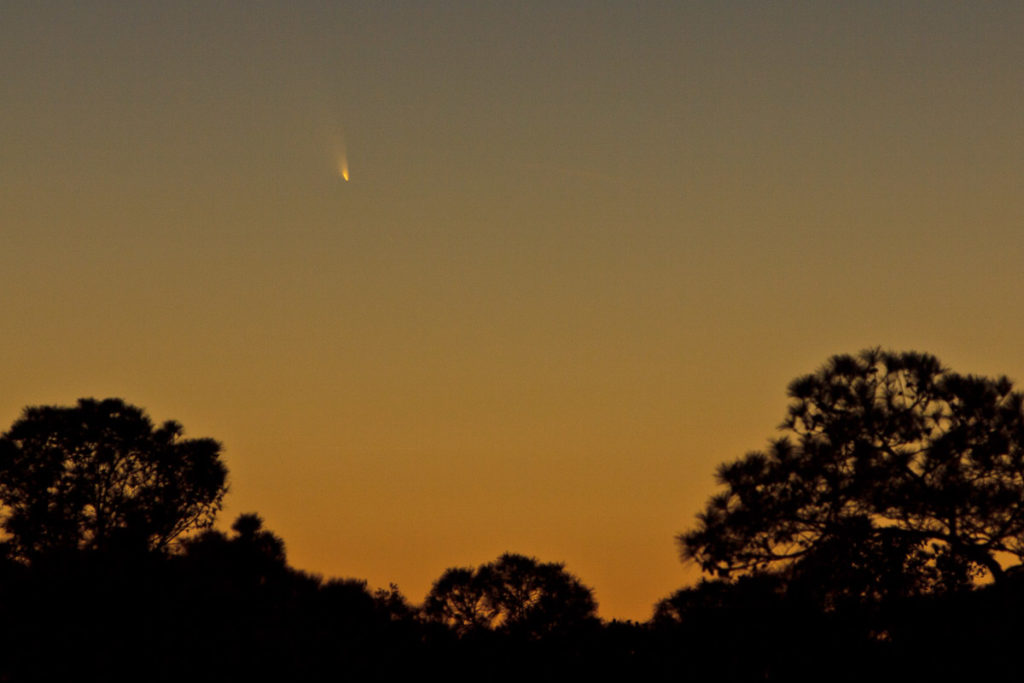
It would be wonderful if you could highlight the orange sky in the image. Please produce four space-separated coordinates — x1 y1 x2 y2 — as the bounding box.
2 2 1024 620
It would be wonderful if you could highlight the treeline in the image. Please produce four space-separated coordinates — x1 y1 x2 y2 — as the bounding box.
6 347 1024 680
3 524 1023 681
0 398 624 681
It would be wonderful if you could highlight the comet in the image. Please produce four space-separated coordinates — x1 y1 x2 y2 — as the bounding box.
339 155 349 182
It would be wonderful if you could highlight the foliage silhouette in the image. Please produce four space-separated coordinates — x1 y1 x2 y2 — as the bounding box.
0 398 227 560
650 574 888 682
680 349 1024 603
18 389 1024 679
424 552 598 639
179 512 291 590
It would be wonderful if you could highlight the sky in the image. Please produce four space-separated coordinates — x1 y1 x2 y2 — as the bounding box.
2 1 1023 621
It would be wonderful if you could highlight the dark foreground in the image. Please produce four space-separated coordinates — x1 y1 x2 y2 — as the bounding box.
2 550 1021 683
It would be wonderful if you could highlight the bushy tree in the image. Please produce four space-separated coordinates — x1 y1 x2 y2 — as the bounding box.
180 513 289 586
0 398 227 560
424 553 598 638
680 349 1024 601
424 566 491 634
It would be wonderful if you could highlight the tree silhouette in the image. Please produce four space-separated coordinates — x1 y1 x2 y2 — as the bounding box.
180 513 290 587
0 398 227 560
423 566 491 635
680 349 1024 601
424 553 598 638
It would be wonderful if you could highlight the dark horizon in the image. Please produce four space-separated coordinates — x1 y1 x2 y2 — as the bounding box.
2 373 1024 681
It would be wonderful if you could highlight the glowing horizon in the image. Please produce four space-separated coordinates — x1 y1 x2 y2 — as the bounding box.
2 1 1023 620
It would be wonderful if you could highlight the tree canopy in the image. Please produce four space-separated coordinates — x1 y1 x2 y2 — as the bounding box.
0 398 228 560
423 552 598 638
680 349 1024 600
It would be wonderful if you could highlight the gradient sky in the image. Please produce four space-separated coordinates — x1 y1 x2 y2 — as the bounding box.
3 1 1024 620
